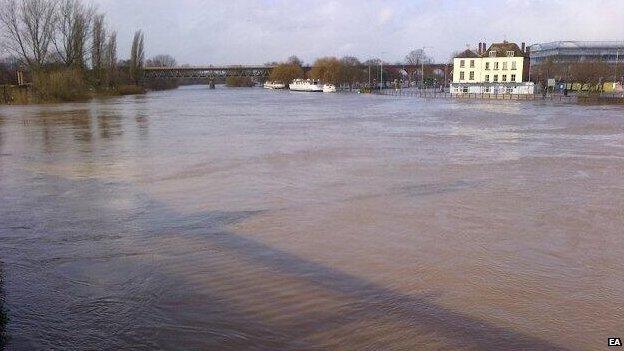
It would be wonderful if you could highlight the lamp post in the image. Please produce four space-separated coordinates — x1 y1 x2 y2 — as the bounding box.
380 60 383 90
616 49 620 84
380 51 387 91
421 47 433 90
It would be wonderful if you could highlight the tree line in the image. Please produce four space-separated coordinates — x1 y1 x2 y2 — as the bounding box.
268 50 440 89
531 58 622 91
0 0 178 102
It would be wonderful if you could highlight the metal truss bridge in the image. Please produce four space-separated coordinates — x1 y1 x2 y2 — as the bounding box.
144 64 450 80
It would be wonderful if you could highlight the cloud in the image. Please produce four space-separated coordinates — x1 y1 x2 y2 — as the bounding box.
93 0 624 65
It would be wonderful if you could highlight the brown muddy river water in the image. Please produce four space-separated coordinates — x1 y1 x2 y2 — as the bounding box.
0 86 623 350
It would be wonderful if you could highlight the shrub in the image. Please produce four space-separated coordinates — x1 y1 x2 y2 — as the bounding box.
225 76 254 87
32 69 90 102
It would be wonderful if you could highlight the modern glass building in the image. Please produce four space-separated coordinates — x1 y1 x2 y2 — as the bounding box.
529 41 624 65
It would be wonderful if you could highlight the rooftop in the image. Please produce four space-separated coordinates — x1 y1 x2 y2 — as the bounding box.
530 41 624 52
454 41 529 59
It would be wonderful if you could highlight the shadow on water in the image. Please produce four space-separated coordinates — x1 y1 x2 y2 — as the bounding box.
1 172 570 350
0 263 9 350
144 202 571 351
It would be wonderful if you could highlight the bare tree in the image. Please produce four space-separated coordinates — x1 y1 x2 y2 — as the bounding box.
103 30 116 86
146 54 176 68
53 0 94 68
341 56 365 90
0 0 59 68
129 29 144 84
287 55 303 67
90 13 105 70
568 61 611 91
405 49 432 85
405 49 432 66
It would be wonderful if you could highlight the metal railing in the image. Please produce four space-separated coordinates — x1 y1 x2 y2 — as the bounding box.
375 89 585 103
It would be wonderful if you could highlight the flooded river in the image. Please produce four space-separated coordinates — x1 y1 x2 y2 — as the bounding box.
0 86 623 350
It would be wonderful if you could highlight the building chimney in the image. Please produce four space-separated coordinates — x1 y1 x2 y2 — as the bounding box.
479 42 483 54
521 42 526 52
483 42 487 53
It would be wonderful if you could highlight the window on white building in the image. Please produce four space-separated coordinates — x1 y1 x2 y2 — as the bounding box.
460 60 465 68
502 74 507 82
485 75 490 82
470 60 475 68
511 74 516 82
493 74 498 82
460 71 465 80
485 62 490 70
469 71 474 80
506 51 515 57
511 61 517 70
494 62 499 70
502 62 508 70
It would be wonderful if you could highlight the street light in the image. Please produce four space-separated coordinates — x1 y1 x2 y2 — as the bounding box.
380 51 387 91
421 46 433 90
615 49 620 83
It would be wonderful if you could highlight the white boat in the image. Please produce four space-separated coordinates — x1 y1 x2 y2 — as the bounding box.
289 79 323 92
263 81 286 89
322 84 337 93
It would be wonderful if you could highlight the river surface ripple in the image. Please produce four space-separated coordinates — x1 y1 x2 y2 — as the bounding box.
0 86 623 350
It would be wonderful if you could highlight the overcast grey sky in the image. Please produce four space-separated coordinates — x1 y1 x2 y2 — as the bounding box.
94 0 624 65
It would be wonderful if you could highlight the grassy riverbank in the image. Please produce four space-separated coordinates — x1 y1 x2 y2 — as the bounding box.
1 84 147 105
0 68 150 105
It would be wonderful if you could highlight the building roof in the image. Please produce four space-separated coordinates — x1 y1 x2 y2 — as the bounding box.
530 41 624 52
484 41 528 58
453 42 529 59
454 49 480 58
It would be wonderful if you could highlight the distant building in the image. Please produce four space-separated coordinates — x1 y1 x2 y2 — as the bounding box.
451 41 534 95
530 41 624 66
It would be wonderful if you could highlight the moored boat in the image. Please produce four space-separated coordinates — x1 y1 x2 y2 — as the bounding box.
263 81 286 89
322 84 337 93
289 79 323 92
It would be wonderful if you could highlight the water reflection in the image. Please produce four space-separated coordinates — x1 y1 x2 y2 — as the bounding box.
97 113 123 140
0 116 5 156
0 264 8 350
135 113 149 140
